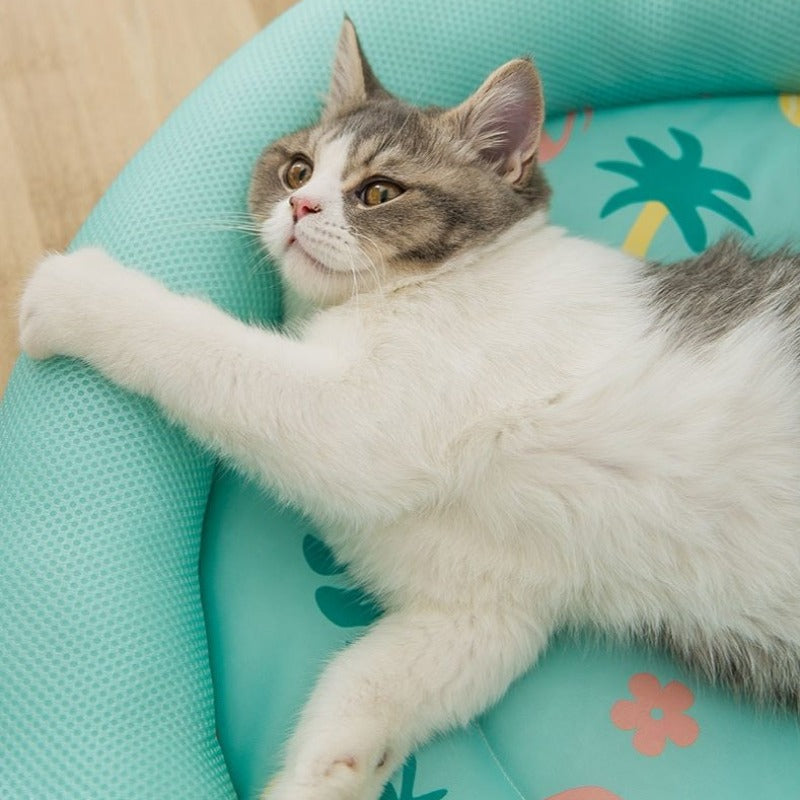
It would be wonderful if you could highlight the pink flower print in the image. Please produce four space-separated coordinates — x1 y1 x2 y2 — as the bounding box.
546 788 622 800
611 672 700 756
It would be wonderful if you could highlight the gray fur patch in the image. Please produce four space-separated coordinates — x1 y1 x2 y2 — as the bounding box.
338 101 538 267
249 96 550 278
249 126 319 220
643 621 800 711
646 237 800 349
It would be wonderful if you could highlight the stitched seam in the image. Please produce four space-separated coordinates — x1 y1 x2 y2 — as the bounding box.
472 720 529 800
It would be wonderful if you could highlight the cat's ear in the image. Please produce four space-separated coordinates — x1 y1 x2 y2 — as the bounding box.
446 59 545 186
323 17 389 121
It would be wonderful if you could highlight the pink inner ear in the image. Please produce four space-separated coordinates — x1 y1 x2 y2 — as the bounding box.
470 74 542 181
502 88 540 152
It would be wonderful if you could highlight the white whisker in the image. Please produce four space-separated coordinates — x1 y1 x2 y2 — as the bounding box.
350 230 387 301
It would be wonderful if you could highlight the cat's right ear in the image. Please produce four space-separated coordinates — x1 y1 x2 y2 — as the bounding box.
445 59 545 187
323 17 389 121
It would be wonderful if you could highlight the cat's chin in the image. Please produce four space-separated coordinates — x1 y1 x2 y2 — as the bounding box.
280 244 359 308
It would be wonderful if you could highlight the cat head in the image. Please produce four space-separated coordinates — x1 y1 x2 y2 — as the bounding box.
249 18 550 307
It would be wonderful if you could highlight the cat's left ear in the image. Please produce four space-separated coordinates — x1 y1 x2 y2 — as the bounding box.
446 59 545 186
323 17 389 121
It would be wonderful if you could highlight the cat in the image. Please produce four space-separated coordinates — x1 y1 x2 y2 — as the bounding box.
19 17 800 800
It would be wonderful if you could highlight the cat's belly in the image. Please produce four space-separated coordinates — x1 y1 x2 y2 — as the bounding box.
320 395 800 645
319 509 572 620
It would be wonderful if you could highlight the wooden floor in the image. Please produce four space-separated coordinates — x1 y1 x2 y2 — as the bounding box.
0 0 298 393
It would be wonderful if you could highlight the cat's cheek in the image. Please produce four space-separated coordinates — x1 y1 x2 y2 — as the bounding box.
260 206 294 258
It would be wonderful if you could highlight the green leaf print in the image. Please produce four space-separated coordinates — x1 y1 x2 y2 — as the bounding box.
380 756 448 800
302 533 383 627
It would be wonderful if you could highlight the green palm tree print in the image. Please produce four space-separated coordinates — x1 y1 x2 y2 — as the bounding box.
302 533 382 627
380 756 448 800
597 128 753 257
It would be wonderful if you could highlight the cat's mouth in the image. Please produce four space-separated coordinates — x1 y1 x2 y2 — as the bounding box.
287 237 340 277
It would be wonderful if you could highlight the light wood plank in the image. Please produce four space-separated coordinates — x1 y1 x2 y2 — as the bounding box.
0 0 297 392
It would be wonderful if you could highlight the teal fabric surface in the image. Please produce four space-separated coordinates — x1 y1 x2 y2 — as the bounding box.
1 0 799 798
203 89 800 799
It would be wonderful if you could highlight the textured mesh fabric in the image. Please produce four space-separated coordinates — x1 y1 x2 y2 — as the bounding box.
1 0 799 798
0 363 235 798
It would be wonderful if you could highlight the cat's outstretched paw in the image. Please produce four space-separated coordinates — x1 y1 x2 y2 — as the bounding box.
19 247 130 361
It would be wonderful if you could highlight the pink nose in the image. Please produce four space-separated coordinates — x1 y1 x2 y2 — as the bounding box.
290 195 321 221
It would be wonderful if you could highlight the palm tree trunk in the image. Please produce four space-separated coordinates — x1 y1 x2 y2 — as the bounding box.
779 93 800 127
622 201 669 258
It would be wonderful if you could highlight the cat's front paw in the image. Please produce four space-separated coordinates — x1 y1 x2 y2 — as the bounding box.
19 247 129 361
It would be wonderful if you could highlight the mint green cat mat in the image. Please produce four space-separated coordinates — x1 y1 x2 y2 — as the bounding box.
2 1 800 798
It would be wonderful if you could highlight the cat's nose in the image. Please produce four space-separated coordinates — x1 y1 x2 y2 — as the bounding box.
290 195 322 222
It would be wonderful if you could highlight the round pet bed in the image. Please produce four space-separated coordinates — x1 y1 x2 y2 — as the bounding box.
2 1 799 798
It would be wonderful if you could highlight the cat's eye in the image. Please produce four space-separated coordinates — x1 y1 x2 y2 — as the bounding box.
284 157 313 190
360 180 404 207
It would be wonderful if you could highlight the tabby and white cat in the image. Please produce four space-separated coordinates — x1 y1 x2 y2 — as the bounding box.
20 18 800 800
